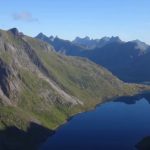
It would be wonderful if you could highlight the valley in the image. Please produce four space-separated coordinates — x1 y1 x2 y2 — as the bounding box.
0 28 149 149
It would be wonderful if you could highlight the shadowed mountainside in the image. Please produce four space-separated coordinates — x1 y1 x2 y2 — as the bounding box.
0 122 54 150
36 34 150 83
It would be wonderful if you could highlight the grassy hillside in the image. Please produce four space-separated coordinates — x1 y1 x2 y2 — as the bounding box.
25 36 146 106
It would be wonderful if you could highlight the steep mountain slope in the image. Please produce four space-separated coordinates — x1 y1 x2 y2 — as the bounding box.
36 34 150 83
79 41 150 83
36 33 87 55
0 28 149 135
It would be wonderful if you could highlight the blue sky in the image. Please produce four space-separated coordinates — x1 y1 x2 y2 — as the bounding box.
1 0 150 43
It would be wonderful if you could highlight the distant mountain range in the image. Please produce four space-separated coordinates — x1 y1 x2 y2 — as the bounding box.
36 33 150 83
72 36 122 49
36 33 86 55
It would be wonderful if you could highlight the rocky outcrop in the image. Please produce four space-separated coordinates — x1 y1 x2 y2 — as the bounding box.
8 28 24 37
0 58 20 105
0 59 11 97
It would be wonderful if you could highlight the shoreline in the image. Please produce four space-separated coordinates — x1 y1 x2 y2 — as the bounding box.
39 91 150 149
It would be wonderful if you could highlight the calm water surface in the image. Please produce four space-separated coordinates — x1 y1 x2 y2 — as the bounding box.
41 95 150 150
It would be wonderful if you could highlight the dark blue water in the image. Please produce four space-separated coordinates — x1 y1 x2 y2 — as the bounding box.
41 96 150 150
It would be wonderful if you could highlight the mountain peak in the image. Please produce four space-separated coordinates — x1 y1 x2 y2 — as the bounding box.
133 39 146 44
8 28 23 36
35 33 51 43
110 36 122 42
131 39 149 51
49 35 55 41
38 32 44 36
36 32 47 38
83 36 90 40
73 36 90 41
100 36 110 41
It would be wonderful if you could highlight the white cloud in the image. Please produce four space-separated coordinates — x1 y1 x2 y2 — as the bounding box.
13 12 38 22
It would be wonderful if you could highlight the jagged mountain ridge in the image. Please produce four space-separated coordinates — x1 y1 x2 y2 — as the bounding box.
72 36 122 49
36 33 150 83
36 33 87 55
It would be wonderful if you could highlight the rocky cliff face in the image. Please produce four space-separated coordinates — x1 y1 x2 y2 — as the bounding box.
0 59 19 104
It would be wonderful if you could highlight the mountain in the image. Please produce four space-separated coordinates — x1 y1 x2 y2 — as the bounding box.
72 36 122 49
72 36 92 48
37 34 150 83
35 32 51 43
79 41 150 83
36 34 122 54
36 34 87 55
0 28 149 149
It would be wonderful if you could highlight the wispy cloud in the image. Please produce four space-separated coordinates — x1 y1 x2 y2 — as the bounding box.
12 12 38 22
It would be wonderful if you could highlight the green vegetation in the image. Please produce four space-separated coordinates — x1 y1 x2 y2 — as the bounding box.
0 106 30 130
17 69 70 129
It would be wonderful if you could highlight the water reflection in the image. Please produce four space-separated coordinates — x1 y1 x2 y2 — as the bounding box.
114 93 150 104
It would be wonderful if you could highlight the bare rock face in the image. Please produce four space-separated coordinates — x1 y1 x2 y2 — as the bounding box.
8 28 24 37
9 28 19 35
0 59 20 105
0 59 11 97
